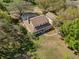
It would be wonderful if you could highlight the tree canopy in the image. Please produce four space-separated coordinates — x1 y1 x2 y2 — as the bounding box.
3 0 13 3
57 7 79 20
35 0 66 12
60 19 79 53
0 18 35 59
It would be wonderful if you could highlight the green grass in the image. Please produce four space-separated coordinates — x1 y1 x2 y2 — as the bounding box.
13 0 22 4
33 36 45 45
0 0 24 11
0 0 23 5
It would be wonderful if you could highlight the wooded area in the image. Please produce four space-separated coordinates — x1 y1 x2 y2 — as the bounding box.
0 0 79 59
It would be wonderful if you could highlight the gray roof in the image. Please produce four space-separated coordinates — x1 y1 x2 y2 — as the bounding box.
21 12 38 20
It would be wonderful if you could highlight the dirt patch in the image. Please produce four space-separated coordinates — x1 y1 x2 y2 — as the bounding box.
34 29 79 59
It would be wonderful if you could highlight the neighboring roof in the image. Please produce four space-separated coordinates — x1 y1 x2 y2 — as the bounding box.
21 12 38 20
30 15 49 27
46 12 57 20
66 0 79 6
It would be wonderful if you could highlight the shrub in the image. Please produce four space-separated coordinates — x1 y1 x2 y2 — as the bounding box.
60 18 79 53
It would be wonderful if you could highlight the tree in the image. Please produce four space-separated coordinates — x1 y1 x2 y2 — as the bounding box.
0 2 7 11
60 18 79 53
0 18 35 59
25 0 36 4
0 9 11 20
35 0 66 12
3 0 13 3
57 7 79 20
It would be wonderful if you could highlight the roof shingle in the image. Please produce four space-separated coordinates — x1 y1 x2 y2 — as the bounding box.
30 15 49 27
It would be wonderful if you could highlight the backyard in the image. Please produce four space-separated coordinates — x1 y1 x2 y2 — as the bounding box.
33 29 79 59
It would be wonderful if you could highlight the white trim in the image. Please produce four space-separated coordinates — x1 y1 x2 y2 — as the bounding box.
46 16 53 25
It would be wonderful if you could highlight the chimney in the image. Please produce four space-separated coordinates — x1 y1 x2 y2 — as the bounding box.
27 16 30 24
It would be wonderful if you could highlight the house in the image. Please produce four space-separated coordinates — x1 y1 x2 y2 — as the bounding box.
21 14 52 35
46 12 57 25
20 12 57 35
